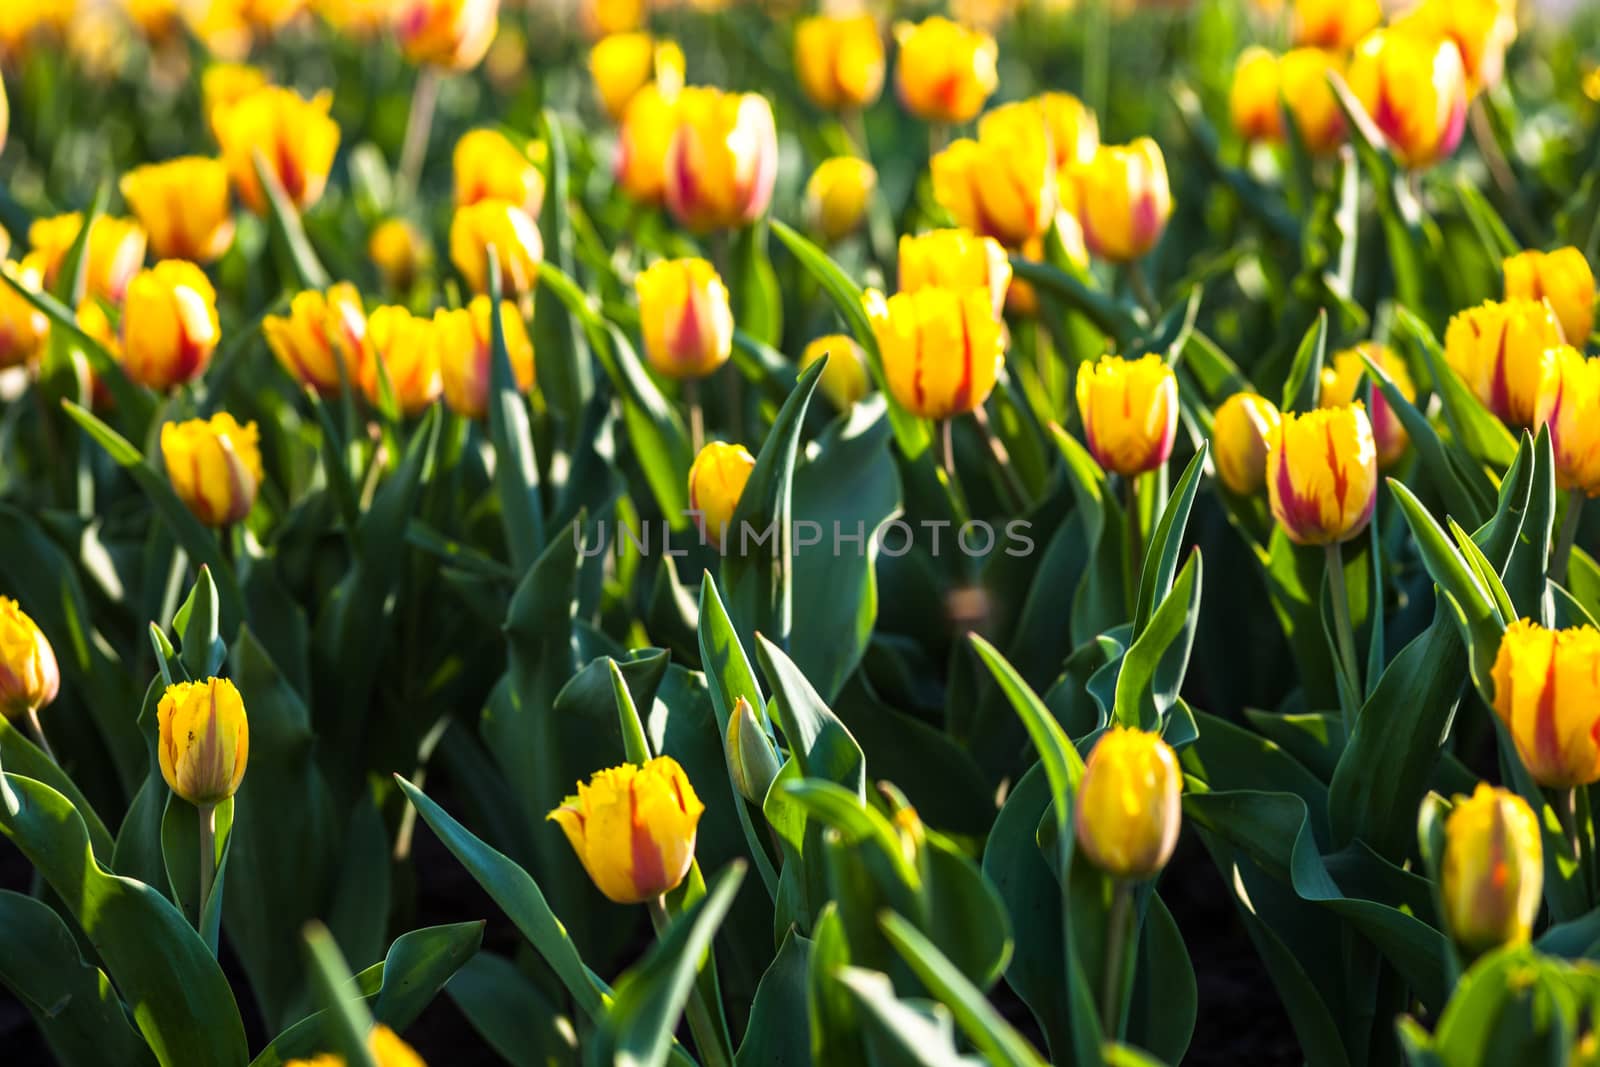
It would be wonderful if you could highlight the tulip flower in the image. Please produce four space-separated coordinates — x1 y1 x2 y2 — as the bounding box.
1439 783 1542 957
865 286 1003 421
1062 139 1173 263
932 102 1056 248
28 212 147 303
394 0 499 71
1394 0 1516 94
615 83 680 205
121 261 220 390
898 229 1012 316
689 441 756 545
1549 347 1600 497
453 128 546 217
1293 0 1380 50
368 218 431 292
158 677 249 807
1346 30 1468 170
1076 354 1179 478
1321 343 1415 467
362 306 440 415
0 254 50 369
636 258 734 380
581 0 643 37
590 32 684 122
161 413 263 527
662 87 778 232
1491 619 1600 787
263 283 370 394
449 199 544 295
1074 727 1182 880
436 296 535 419
1038 92 1099 171
1230 47 1346 154
214 86 340 214
1212 391 1281 495
0 597 59 727
799 335 872 411
804 157 877 245
725 696 781 804
314 0 393 39
1266 405 1378 545
547 756 705 904
1444 299 1565 430
120 157 237 263
1504 247 1595 348
794 14 885 113
201 62 268 142
893 17 997 126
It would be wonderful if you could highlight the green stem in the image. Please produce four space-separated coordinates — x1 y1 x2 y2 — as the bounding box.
1554 487 1584 587
24 706 55 764
1125 261 1159 319
397 65 442 201
1100 881 1133 1038
1125 474 1143 621
648 896 731 1067
971 405 1028 513
1325 541 1361 737
685 378 705 454
197 802 217 927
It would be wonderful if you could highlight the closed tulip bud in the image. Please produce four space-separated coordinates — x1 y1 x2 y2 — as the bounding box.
1549 348 1600 497
1231 47 1346 154
547 756 705 904
201 62 268 142
866 286 1003 421
120 157 236 263
932 103 1056 248
1346 30 1468 170
450 199 544 296
794 14 885 113
263 283 369 394
1076 354 1179 477
1293 0 1380 50
898 229 1013 317
1504 248 1595 348
1212 392 1281 495
590 33 684 122
454 129 546 218
215 86 340 215
725 697 781 803
362 306 440 415
28 213 147 303
436 296 534 419
1038 92 1099 171
616 83 680 205
662 88 778 232
1321 343 1415 467
1073 727 1182 881
122 261 220 390
689 441 755 545
893 17 997 126
394 0 499 71
1492 619 1600 787
157 677 249 807
800 335 872 411
636 258 734 380
161 413 262 527
805 157 877 245
1063 138 1172 263
368 218 431 292
0 598 59 720
1393 0 1516 94
1267 405 1378 545
1444 299 1564 430
0 254 50 369
1439 783 1542 956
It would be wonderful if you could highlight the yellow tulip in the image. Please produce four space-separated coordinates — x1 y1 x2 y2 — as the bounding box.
28 212 147 303
689 441 756 545
450 199 544 296
1444 299 1565 430
201 62 268 142
394 0 499 71
898 229 1012 317
932 102 1056 248
794 14 885 113
0 0 72 59
1321 343 1415 467
636 258 734 380
1266 404 1378 546
161 413 263 527
1440 782 1542 956
362 306 440 415
1292 0 1380 50
453 128 546 218
1212 391 1281 495
1075 354 1179 477
547 756 705 904
1549 347 1600 496
799 335 872 411
864 286 1003 421
1062 138 1172 263
893 17 997 126
615 83 681 205
1492 618 1600 787
120 157 236 264
121 261 220 391
1230 47 1346 154
283 1024 426 1067
314 0 395 39
0 597 59 721
262 283 370 394
1346 29 1468 170
1073 727 1182 880
662 87 778 232
215 86 340 215
434 296 534 419
590 33 684 123
1393 0 1516 94
725 696 781 804
368 218 431 292
1504 247 1595 348
581 0 644 37
804 157 877 245
1230 47 1282 143
157 677 249 807
1038 92 1099 171
0 254 50 369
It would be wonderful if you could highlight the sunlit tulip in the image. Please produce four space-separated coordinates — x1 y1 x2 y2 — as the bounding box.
450 199 544 295
0 597 59 722
1038 92 1099 171
1440 783 1542 956
0 0 72 59
362 306 440 415
581 0 644 37
932 102 1056 248
662 87 778 232
865 286 1003 420
898 229 1012 316
805 157 876 245
1444 299 1564 430
725 696 781 804
201 62 268 142
1212 391 1281 495
689 441 755 545
453 128 545 217
1504 247 1595 348
120 158 236 264
435 296 534 419
1549 347 1600 496
214 86 340 214
547 756 705 904
1075 354 1179 478
1266 404 1378 545
1293 0 1380 50
636 258 733 379
122 261 219 390
794 14 885 113
157 677 249 807
262 283 370 394
1394 0 1516 94
893 17 997 126
28 213 147 303
590 32 684 122
1062 139 1172 263
394 0 499 71
1074 727 1182 880
0 254 49 369
1230 47 1346 154
799 335 872 411
282 1024 426 1067
615 83 680 205
1321 343 1414 467
161 413 262 527
1346 30 1468 170
368 218 431 292
1492 619 1600 787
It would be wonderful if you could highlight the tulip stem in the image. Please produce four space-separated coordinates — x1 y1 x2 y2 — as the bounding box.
1125 475 1143 619
1468 99 1538 246
24 707 55 764
942 419 957 482
685 379 705 454
397 66 442 201
647 896 732 1067
198 802 217 923
1325 542 1362 735
971 405 1028 512
1125 262 1159 319
1100 880 1133 1039
1554 488 1584 587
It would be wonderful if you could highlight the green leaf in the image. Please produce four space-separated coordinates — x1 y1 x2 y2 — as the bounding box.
1280 310 1328 413
446 952 581 1067
253 149 331 289
1008 256 1144 349
1392 306 1518 472
735 928 813 1067
160 794 235 952
755 635 866 799
836 967 975 1067
301 924 379 1067
734 218 783 347
1134 447 1207 636
1115 549 1203 729
533 108 595 431
0 716 115 861
486 251 546 571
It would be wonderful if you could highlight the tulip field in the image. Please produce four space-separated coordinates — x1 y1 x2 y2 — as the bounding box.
4 0 1600 1063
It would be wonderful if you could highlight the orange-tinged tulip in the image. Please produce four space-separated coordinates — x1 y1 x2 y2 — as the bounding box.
1504 247 1594 348
262 283 370 394
662 87 778 232
893 17 997 126
394 0 499 71
1293 0 1380 50
122 261 219 390
1266 404 1378 545
1076 354 1179 477
454 128 546 217
161 413 263 527
1212 391 1281 495
0 597 59 721
362 306 440 415
547 756 705 904
636 258 734 380
202 62 268 142
28 213 147 303
1346 29 1468 170
368 218 431 292
1073 727 1182 880
1393 0 1516 94
590 32 684 122
1491 618 1600 788
865 286 1003 420
0 254 49 369
1547 347 1600 497
1038 92 1099 171
1231 47 1346 154
1062 138 1172 263
689 440 755 545
1440 783 1542 956
1444 299 1564 430
794 14 885 113
435 296 534 419
805 157 876 245
799 335 872 411
157 677 249 807
615 83 680 205
214 86 340 214
898 229 1012 317
1321 343 1415 467
450 199 544 295
932 102 1056 248
120 157 236 263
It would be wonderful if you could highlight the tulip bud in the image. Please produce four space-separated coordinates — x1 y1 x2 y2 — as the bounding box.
1439 783 1542 957
449 199 544 297
636 258 734 380
453 128 546 218
262 283 370 394
157 677 249 807
689 441 755 546
368 218 431 292
1504 247 1595 348
215 86 340 215
1267 405 1378 546
725 697 781 803
0 254 50 370
436 296 535 420
865 286 1003 421
662 88 778 232
1231 47 1346 155
161 413 263 527
1293 0 1380 50
547 755 705 904
120 157 236 264
362 306 440 415
799 335 872 411
28 213 147 303
898 229 1012 316
1444 299 1564 430
1038 92 1099 171
590 33 684 122
394 0 499 71
932 102 1056 248
615 83 680 205
1492 619 1600 787
1321 343 1414 468
893 17 997 126
794 14 885 113
0 598 60 721
201 62 268 142
1393 0 1516 94
1062 138 1173 263
1346 30 1468 170
1075 354 1179 478
1212 392 1281 495
121 261 220 391
1074 727 1182 881
1549 347 1600 497
805 157 876 246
